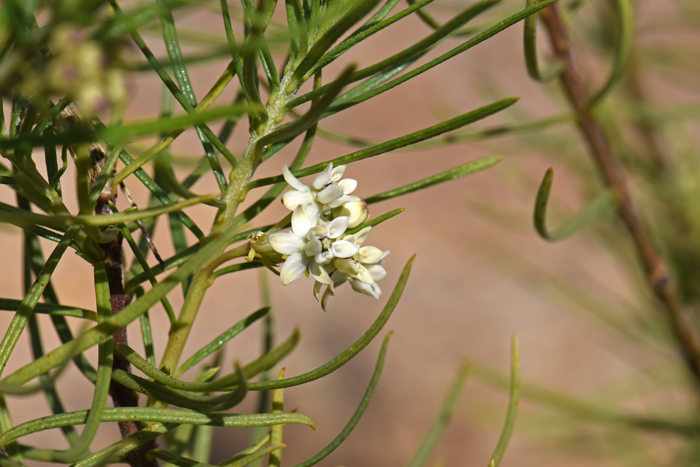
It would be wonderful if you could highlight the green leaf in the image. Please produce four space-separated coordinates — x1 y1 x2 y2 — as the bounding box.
44 265 114 462
121 223 177 327
284 0 303 59
0 104 251 151
245 256 414 391
175 307 270 377
405 361 473 467
2 216 249 386
268 369 286 467
406 0 483 35
473 361 700 436
286 0 501 110
533 168 614 241
139 312 156 367
112 326 299 393
348 0 502 83
345 208 404 235
0 195 216 230
587 0 634 108
488 335 520 467
0 227 78 376
249 98 517 189
365 157 503 204
72 423 174 467
0 409 315 447
289 0 382 88
311 0 435 75
0 299 96 321
523 0 564 82
321 0 559 115
292 333 391 467
108 0 240 181
148 449 215 467
115 149 205 240
259 64 356 149
219 433 271 466
219 1 250 103
225 443 285 467
94 0 194 42
112 364 248 412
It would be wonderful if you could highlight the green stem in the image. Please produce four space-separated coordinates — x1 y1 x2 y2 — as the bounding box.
156 69 299 379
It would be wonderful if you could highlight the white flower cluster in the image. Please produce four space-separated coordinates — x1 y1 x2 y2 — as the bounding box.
268 163 389 309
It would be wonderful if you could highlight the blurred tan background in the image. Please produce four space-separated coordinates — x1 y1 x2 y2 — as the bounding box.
0 1 686 466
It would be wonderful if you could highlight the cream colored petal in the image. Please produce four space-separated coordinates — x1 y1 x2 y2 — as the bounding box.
330 270 348 287
367 264 387 281
315 251 333 265
291 205 312 237
348 227 372 246
326 195 361 208
317 184 344 205
302 203 321 225
313 281 323 301
312 163 334 189
308 223 328 239
282 190 314 211
358 246 384 264
309 261 332 285
280 252 307 284
334 258 359 276
321 287 333 311
332 201 368 228
326 216 348 238
268 232 305 255
356 264 375 285
349 279 380 299
330 165 346 182
304 238 322 257
338 178 357 194
283 165 308 191
331 240 358 258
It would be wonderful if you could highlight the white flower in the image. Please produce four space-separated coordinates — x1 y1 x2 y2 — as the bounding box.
281 166 322 220
281 164 361 218
272 163 387 309
311 163 361 208
334 227 389 287
313 226 389 309
268 207 358 286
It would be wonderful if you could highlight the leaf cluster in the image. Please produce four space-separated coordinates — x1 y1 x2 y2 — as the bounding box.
0 0 551 465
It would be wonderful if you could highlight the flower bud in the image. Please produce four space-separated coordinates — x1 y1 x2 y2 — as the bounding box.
332 200 369 228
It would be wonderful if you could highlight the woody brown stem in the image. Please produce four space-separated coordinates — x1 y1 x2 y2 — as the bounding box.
93 155 157 467
539 4 700 381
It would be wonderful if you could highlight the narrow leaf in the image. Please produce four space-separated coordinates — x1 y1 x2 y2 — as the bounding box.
533 168 614 241
292 333 391 467
488 335 520 467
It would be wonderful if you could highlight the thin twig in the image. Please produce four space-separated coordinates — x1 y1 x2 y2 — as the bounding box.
539 4 700 382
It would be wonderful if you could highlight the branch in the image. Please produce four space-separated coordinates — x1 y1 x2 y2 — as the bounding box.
92 144 159 467
538 4 700 382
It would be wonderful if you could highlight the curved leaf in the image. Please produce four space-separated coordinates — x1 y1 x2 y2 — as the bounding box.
534 168 614 242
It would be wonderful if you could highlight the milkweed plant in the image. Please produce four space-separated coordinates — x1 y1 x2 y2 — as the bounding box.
0 0 695 465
